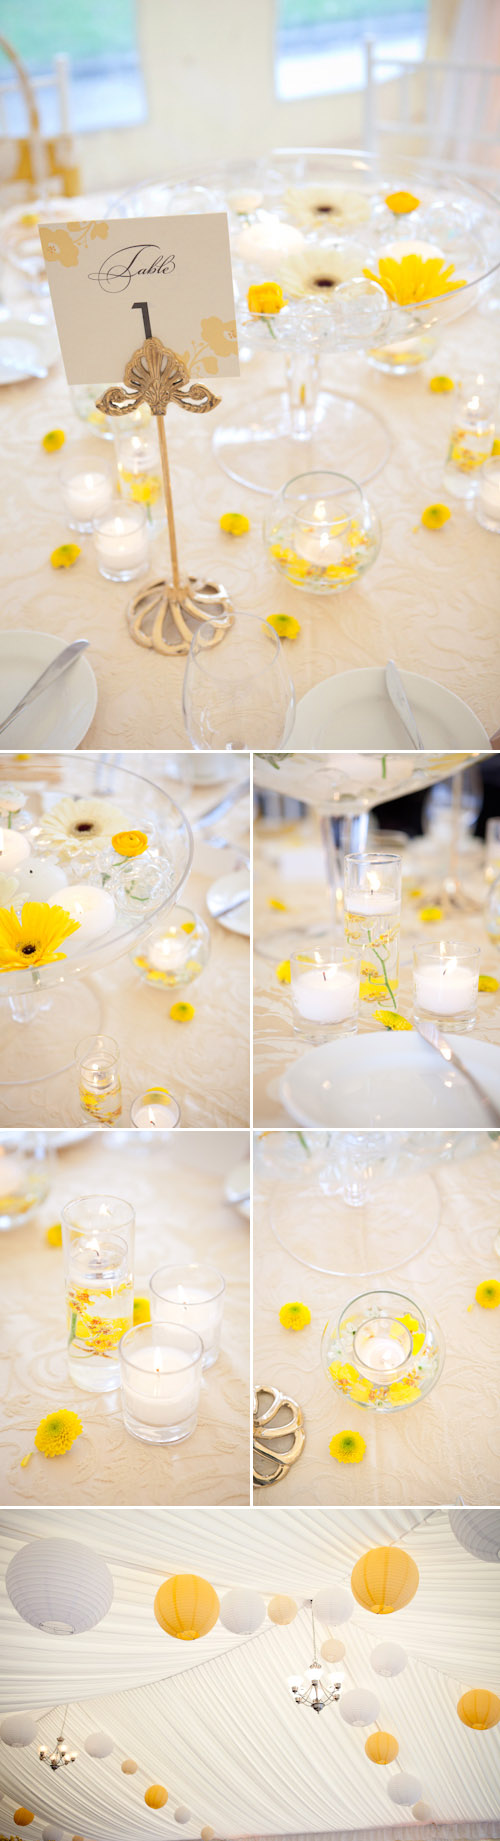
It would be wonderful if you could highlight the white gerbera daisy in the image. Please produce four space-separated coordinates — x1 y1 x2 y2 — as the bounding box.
285 184 371 232
38 796 127 858
277 244 362 300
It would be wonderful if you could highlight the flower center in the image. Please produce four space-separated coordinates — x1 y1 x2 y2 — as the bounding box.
315 203 338 215
313 275 337 288
74 821 95 833
21 942 37 956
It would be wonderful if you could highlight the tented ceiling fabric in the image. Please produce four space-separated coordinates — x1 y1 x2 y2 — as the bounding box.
0 1507 499 1841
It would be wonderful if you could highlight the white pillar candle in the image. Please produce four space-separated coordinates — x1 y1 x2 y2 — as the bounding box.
132 1099 180 1128
153 1286 221 1351
0 828 30 873
149 933 189 972
49 883 115 950
477 461 500 519
354 1319 412 1372
414 959 477 1015
15 859 67 902
64 469 114 525
93 508 148 577
294 965 358 1022
122 1345 200 1427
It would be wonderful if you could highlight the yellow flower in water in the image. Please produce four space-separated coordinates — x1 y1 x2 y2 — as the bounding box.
276 959 291 983
374 1010 412 1030
269 897 288 911
349 1379 372 1402
329 1429 366 1464
170 1001 195 1021
419 906 443 922
133 1295 151 1324
360 977 387 1002
421 504 451 530
89 406 106 427
279 1301 311 1330
34 1409 83 1457
247 282 286 315
111 829 148 858
492 438 500 456
479 974 499 992
220 511 250 535
429 375 454 393
363 255 466 306
50 543 81 568
266 613 301 639
385 191 420 215
120 470 160 505
388 1379 420 1404
181 920 196 933
475 1279 500 1309
0 901 81 972
45 1222 62 1247
329 1361 359 1386
42 428 65 451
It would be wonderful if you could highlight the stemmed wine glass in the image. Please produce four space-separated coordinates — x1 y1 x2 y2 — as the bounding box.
182 612 295 750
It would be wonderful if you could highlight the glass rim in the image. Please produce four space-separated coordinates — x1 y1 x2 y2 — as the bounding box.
290 946 360 969
344 852 402 867
119 1319 204 1370
75 1033 119 1064
280 468 363 506
188 612 282 674
62 1194 135 1230
339 1287 426 1326
150 1261 226 1303
93 498 147 533
130 1089 181 1125
413 942 481 964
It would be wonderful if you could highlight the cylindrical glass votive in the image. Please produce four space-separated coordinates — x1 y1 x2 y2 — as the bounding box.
150 1261 226 1368
475 456 500 533
132 904 211 988
119 1321 203 1442
413 941 480 1033
61 451 114 532
265 470 380 593
321 1288 445 1412
115 424 165 532
93 500 149 581
131 1088 181 1129
290 947 361 1045
0 1133 51 1231
344 853 402 1012
62 1195 135 1392
443 374 496 500
76 1033 122 1125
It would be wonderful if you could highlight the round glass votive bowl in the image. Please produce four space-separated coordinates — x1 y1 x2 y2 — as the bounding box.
76 1033 122 1125
0 1132 52 1231
475 456 500 533
290 947 361 1045
150 1261 226 1369
132 904 211 988
369 329 439 376
321 1289 445 1412
62 1195 135 1393
61 450 115 533
413 941 481 1034
93 500 149 581
119 1320 203 1442
265 471 381 593
130 1088 181 1129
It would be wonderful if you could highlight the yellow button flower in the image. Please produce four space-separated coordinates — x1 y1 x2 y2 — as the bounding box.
479 974 499 992
34 1409 83 1457
50 543 81 568
219 511 250 535
133 1295 151 1324
329 1429 366 1464
42 428 65 451
374 1009 412 1030
429 375 454 393
276 959 291 983
112 829 148 858
170 1001 195 1021
45 1222 62 1247
419 906 443 923
421 504 451 530
385 191 420 215
475 1280 500 1309
247 282 286 315
279 1301 311 1330
266 613 301 640
181 920 196 933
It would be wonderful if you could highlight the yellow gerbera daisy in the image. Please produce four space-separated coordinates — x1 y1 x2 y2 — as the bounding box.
34 1409 82 1457
133 1295 151 1324
170 1001 195 1021
111 829 148 858
50 543 81 568
266 613 301 640
45 1222 63 1247
475 1280 500 1309
42 428 65 451
374 1009 412 1030
385 191 420 215
429 375 454 394
279 1301 311 1330
219 511 250 535
363 254 466 306
329 1429 366 1464
421 504 451 530
276 959 291 983
479 974 499 992
0 901 81 972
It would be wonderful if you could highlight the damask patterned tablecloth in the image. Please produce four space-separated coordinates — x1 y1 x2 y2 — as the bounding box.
254 1135 500 1505
0 1132 250 1505
1 296 500 746
0 759 250 1127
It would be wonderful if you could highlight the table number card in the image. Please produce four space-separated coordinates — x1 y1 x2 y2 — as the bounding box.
39 213 240 383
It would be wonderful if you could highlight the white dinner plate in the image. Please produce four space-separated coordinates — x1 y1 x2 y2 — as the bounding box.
288 666 491 749
0 631 97 747
206 868 250 936
280 1032 500 1128
0 312 59 384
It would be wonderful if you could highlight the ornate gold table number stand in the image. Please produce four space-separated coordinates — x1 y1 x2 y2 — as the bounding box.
97 303 232 655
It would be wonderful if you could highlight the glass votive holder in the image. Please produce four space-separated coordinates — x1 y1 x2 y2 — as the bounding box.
0 1132 52 1231
76 1033 122 1125
150 1261 226 1368
132 904 211 988
321 1288 445 1412
475 456 500 533
119 1320 203 1443
61 449 115 533
413 941 480 1033
130 1087 181 1128
290 946 361 1045
265 470 380 593
368 328 439 375
115 424 165 533
93 500 149 581
62 1195 135 1392
344 853 402 1012
70 383 114 438
485 817 500 883
443 373 496 500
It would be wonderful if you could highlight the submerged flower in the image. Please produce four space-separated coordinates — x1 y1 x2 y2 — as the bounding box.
279 244 359 299
247 282 286 316
421 504 451 530
475 1280 500 1309
170 1000 195 1021
279 1301 311 1330
363 254 466 305
39 795 127 854
388 1378 420 1403
374 1009 412 1030
50 543 81 568
276 959 291 983
429 375 454 393
385 191 420 215
219 511 250 535
42 428 65 451
34 1409 82 1457
479 974 499 992
266 613 301 639
329 1429 366 1464
111 829 148 858
285 183 370 231
0 901 80 972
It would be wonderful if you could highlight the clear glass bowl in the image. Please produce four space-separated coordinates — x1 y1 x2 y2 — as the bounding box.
131 903 211 989
265 471 380 594
321 1288 445 1411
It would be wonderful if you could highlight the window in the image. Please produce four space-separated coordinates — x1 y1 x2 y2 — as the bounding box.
276 0 429 99
0 0 147 133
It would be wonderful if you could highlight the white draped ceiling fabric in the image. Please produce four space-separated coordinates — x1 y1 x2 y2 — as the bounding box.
1 1508 499 1841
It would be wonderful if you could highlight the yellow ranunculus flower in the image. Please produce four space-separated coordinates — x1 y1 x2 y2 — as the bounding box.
329 1430 366 1464
42 428 65 451
247 282 286 315
418 906 443 922
50 543 81 568
34 1409 82 1457
219 511 250 535
266 613 301 639
133 1295 151 1324
279 1301 311 1330
385 191 420 215
111 830 148 858
45 1222 63 1247
268 897 287 911
421 504 451 530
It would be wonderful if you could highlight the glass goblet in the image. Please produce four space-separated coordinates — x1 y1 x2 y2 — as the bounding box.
182 613 295 750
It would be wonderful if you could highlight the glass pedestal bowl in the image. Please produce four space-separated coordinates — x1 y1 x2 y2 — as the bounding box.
268 1135 440 1276
322 1288 445 1411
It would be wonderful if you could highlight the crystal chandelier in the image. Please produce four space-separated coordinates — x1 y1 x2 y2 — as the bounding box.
287 1603 343 1713
39 1712 77 1771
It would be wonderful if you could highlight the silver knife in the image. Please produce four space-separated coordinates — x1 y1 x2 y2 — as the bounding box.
0 640 89 738
209 888 250 918
415 1018 500 1124
385 661 425 750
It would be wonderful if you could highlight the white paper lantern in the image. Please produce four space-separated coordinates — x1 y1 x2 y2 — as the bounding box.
340 1689 379 1727
174 1809 191 1824
0 1713 37 1747
388 1774 422 1806
42 1828 64 1841
84 1731 114 1758
320 1637 345 1664
449 1509 500 1563
370 1642 408 1677
219 1588 266 1634
412 1804 433 1823
312 1586 353 1626
6 1539 113 1634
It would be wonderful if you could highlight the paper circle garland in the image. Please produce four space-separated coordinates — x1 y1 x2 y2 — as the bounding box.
312 1586 353 1626
13 1815 34 1828
201 1827 214 1840
84 1731 113 1758
145 1787 168 1810
219 1589 266 1635
0 1714 37 1748
457 1688 500 1729
351 1546 419 1615
267 1595 297 1625
449 1510 500 1563
6 1538 113 1634
121 1760 138 1774
320 1637 345 1664
370 1642 408 1676
174 1809 191 1824
388 1773 422 1805
154 1575 219 1640
340 1688 379 1727
42 1828 64 1841
365 1731 399 1765
412 1805 433 1823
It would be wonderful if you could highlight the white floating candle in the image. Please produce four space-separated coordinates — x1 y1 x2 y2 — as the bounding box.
49 883 115 951
0 828 30 874
15 858 67 902
414 958 477 1015
121 1344 200 1428
354 1318 412 1372
64 469 114 527
294 964 358 1023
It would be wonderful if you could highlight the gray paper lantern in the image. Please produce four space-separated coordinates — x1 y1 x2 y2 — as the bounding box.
174 1808 191 1824
388 1773 422 1805
6 1539 113 1634
340 1688 379 1726
449 1509 500 1562
84 1731 113 1758
0 1713 37 1748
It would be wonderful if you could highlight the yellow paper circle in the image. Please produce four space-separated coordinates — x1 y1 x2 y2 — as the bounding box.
351 1546 419 1614
267 1594 298 1625
145 1786 168 1809
154 1574 220 1640
365 1730 399 1764
457 1688 500 1730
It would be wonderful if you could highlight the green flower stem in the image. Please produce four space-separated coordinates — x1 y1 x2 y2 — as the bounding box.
68 1309 77 1346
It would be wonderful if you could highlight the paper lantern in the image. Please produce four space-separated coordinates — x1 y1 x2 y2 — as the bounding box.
13 1815 34 1828
321 1637 345 1664
267 1595 297 1625
201 1827 214 1840
388 1774 422 1805
370 1642 407 1677
351 1547 419 1615
219 1589 266 1634
457 1688 500 1729
42 1828 64 1841
145 1787 168 1810
365 1731 399 1765
0 1714 37 1747
121 1760 138 1774
174 1809 191 1824
154 1575 219 1640
6 1539 113 1634
340 1689 379 1727
412 1805 433 1823
84 1731 113 1758
449 1510 500 1563
312 1586 353 1626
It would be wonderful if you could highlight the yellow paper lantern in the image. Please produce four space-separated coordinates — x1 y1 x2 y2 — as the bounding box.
14 1817 34 1829
154 1574 220 1640
267 1595 297 1625
145 1787 168 1810
365 1731 399 1764
321 1636 345 1664
457 1688 500 1730
351 1546 419 1615
121 1760 138 1773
